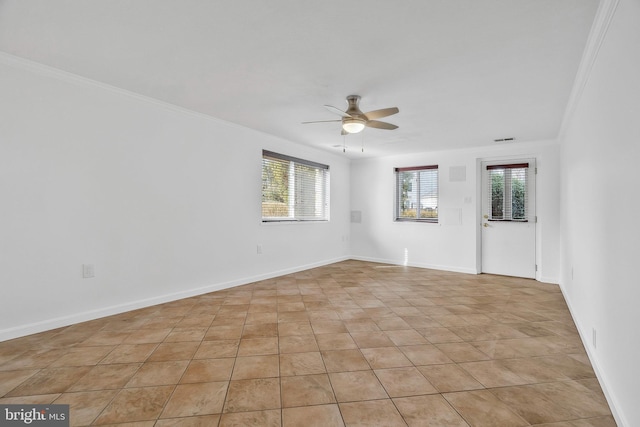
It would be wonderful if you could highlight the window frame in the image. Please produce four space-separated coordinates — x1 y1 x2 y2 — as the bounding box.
394 165 439 223
485 162 529 222
261 150 330 223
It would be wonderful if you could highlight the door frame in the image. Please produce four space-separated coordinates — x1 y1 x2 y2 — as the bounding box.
475 156 538 280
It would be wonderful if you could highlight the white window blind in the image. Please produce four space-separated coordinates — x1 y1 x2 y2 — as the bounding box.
486 163 529 221
262 150 329 222
395 165 438 222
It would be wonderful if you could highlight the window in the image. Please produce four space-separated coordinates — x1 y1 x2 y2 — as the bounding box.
395 165 438 222
486 163 529 221
262 150 329 222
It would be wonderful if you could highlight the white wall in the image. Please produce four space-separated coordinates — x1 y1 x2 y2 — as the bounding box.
0 55 351 341
350 141 561 282
559 0 640 425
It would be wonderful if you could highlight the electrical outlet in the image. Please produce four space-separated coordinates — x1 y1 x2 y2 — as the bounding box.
82 264 95 278
592 328 597 349
257 245 262 255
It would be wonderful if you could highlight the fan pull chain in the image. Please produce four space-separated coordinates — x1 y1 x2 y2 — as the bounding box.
343 134 346 153
361 132 365 152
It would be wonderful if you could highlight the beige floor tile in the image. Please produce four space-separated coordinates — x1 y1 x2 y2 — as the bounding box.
280 352 325 376
435 342 491 362
350 331 395 348
418 327 463 344
245 312 278 324
417 364 484 393
0 394 62 405
69 363 141 392
278 311 310 323
535 355 596 380
399 344 453 365
360 347 412 369
204 325 243 340
443 390 529 427
329 370 388 402
155 415 221 426
194 340 238 359
0 261 615 426
160 382 228 418
100 344 158 364
7 366 92 396
490 385 579 424
241 323 278 339
237 338 279 356
321 349 371 372
79 330 131 346
283 404 344 427
339 399 406 426
0 369 39 396
281 374 336 407
375 317 412 331
219 409 281 427
53 389 118 426
528 381 612 419
94 386 174 424
125 360 189 387
181 358 235 383
278 321 314 336
124 328 172 344
311 320 348 334
385 329 430 346
147 342 200 362
393 394 469 427
164 328 207 343
315 333 358 350
375 367 438 397
0 348 69 371
50 346 114 367
232 355 279 379
344 319 381 332
224 378 281 412
500 357 572 383
458 360 529 388
279 335 319 354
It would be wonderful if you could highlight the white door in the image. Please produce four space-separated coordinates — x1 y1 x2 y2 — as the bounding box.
481 159 536 278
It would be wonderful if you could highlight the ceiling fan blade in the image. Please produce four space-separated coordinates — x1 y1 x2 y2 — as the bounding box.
301 119 342 124
365 120 398 130
364 107 399 120
324 105 352 118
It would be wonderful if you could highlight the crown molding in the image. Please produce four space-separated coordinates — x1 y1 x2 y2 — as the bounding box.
558 0 620 140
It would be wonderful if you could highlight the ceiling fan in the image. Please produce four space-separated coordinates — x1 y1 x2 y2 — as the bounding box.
303 95 399 135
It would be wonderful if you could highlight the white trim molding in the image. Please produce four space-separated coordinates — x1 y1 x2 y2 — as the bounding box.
558 0 620 139
0 256 349 342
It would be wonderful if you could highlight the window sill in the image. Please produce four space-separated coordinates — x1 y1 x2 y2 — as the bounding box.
394 218 439 224
261 219 330 225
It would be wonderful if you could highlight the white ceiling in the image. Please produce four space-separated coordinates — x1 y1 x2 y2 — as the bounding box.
0 0 599 158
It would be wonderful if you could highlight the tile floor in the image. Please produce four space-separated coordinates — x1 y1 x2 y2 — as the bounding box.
0 260 616 426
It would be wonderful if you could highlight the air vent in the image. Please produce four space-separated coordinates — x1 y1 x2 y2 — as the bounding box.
494 137 515 143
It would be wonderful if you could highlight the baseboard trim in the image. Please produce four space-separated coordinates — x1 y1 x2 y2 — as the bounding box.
539 275 560 284
350 256 478 275
558 281 628 427
0 256 349 342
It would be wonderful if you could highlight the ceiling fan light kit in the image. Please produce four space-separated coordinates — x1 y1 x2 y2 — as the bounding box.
342 118 366 134
303 95 399 136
